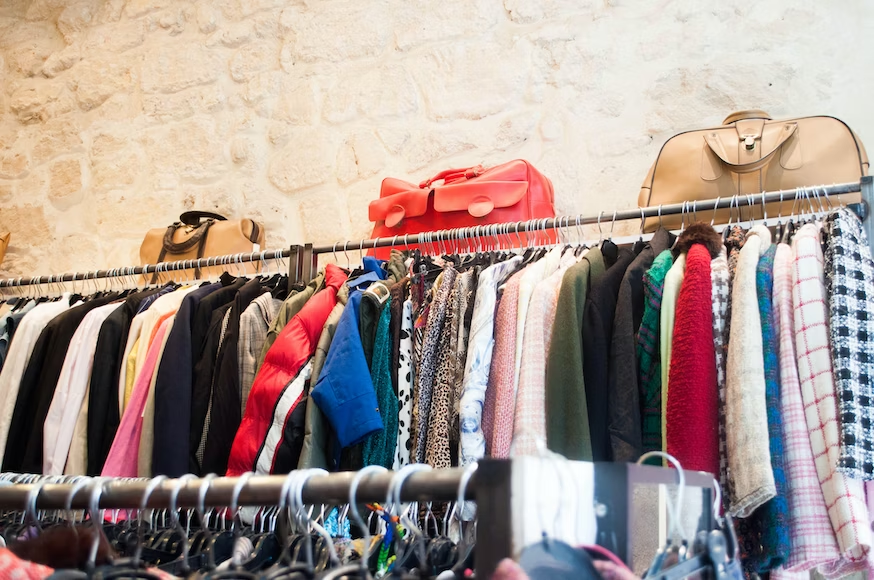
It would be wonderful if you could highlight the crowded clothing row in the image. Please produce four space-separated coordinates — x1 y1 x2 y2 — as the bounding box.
629 209 874 579
1 208 874 576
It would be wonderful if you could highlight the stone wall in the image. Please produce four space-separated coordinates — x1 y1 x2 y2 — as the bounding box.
0 0 872 278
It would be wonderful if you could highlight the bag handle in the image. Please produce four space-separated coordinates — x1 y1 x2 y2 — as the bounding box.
418 165 484 189
722 110 772 125
179 211 227 226
153 220 216 283
703 123 797 174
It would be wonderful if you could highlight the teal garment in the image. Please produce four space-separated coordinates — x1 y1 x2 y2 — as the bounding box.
637 250 674 454
362 296 398 468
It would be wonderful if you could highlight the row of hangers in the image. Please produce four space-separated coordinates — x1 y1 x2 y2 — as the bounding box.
1 184 853 300
0 463 479 580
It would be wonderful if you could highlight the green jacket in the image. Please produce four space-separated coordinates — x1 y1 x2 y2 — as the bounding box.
545 248 605 460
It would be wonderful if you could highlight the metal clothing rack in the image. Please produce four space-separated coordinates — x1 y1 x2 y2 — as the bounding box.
0 460 716 577
0 177 871 291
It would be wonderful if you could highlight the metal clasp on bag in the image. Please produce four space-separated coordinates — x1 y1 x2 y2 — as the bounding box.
742 134 758 150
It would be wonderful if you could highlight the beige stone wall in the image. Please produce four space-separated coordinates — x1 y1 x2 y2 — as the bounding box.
0 0 872 278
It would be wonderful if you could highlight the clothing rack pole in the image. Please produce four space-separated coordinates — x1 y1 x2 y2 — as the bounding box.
0 180 864 290
0 469 470 511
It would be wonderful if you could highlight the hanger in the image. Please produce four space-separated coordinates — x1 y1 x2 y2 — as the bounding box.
670 202 688 252
446 462 478 578
643 475 738 580
517 448 600 580
202 472 258 579
601 210 619 259
383 464 433 577
636 452 689 577
321 466 388 580
721 195 737 243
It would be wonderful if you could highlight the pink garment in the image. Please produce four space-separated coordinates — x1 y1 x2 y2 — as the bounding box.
792 225 871 566
512 255 574 455
773 243 842 573
492 559 529 580
484 270 523 458
101 319 171 478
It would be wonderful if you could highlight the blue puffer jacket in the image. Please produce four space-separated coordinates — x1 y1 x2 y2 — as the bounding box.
311 290 383 449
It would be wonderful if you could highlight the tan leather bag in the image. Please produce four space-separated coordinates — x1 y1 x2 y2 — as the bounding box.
639 110 869 231
0 233 8 268
139 212 265 282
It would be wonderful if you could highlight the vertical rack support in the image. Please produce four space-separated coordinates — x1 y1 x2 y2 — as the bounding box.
287 245 303 289
861 176 874 257
301 243 314 284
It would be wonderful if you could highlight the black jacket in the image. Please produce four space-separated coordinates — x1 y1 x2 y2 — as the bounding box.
86 289 158 475
607 228 675 463
5 292 120 473
201 279 266 474
151 282 222 477
189 303 233 474
582 247 634 462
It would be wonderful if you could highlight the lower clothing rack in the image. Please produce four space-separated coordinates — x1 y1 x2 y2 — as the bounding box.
0 178 871 290
0 459 718 577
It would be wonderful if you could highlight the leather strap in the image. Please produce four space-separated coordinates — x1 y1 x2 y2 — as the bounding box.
247 221 261 244
419 165 484 188
722 110 772 124
179 211 227 226
703 123 797 174
151 220 216 283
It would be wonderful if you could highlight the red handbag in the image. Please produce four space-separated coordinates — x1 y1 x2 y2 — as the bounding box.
367 159 557 258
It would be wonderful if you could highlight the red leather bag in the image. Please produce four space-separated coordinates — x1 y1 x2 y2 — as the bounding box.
368 159 557 258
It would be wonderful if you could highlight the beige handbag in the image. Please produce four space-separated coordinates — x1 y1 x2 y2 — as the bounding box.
0 233 8 267
639 110 869 230
139 212 265 283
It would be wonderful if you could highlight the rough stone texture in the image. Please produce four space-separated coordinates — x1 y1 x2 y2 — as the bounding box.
47 157 84 209
0 0 873 280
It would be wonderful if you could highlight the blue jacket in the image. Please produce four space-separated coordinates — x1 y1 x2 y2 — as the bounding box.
311 290 383 449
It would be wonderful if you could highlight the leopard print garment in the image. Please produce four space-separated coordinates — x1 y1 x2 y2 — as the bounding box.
414 267 457 464
449 271 474 460
425 275 462 468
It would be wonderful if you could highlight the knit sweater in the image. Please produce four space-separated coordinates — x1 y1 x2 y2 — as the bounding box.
726 224 775 517
637 250 673 454
659 252 686 453
666 244 718 475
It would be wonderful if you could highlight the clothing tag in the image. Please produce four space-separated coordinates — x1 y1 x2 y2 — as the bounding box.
364 282 390 305
253 243 260 253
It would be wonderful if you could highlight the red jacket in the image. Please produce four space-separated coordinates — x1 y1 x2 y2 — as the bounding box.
226 264 347 476
666 244 719 476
